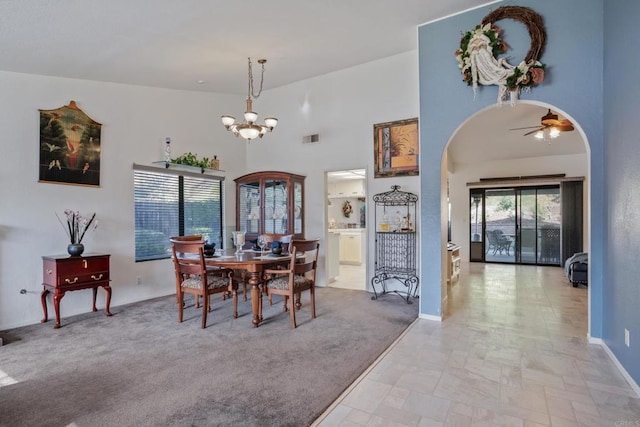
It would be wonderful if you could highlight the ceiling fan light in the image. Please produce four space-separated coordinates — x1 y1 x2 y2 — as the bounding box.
534 130 544 139
549 127 560 138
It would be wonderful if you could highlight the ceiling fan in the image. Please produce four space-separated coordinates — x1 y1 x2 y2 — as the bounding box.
509 109 574 139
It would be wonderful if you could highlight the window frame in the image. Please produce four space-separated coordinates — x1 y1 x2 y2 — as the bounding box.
133 164 225 262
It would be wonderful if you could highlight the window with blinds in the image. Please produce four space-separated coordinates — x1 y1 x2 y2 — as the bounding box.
134 167 224 262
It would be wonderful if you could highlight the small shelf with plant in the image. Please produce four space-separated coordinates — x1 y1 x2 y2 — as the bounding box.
153 152 223 173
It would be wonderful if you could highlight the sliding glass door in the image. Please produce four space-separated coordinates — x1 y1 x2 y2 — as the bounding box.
518 188 537 263
470 185 561 265
485 189 517 263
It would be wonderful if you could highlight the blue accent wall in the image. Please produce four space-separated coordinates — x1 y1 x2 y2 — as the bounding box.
603 0 640 384
419 0 639 385
418 0 604 320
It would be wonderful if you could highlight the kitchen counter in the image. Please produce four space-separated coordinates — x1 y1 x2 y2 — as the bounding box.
328 228 366 233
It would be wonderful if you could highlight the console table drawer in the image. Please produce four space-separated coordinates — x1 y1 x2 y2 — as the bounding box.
43 255 110 287
58 271 110 286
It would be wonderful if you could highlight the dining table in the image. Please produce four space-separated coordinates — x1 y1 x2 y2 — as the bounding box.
203 248 292 327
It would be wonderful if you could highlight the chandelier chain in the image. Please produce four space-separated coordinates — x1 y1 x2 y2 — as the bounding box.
248 58 265 100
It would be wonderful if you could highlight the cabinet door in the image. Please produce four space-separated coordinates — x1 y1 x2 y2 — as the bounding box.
339 233 361 264
264 179 288 234
345 180 364 197
327 182 336 198
333 181 347 198
239 181 261 235
294 181 303 235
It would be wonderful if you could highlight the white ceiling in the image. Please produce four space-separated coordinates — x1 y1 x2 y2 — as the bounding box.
448 103 586 164
0 0 496 94
327 169 366 183
0 1 586 161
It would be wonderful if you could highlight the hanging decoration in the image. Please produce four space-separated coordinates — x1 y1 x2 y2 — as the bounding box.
342 200 353 218
39 100 102 187
455 6 547 105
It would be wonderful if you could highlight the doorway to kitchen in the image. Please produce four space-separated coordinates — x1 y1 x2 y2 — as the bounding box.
325 169 367 290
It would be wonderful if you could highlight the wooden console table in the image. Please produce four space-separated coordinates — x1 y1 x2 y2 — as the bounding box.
41 253 112 328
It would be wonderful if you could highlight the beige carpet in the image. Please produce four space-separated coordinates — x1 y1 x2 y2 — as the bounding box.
0 287 417 426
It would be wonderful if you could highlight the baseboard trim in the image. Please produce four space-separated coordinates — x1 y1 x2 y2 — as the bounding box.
419 313 442 322
590 336 640 398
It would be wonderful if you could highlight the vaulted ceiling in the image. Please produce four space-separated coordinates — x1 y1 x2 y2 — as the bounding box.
0 1 586 160
0 0 493 93
448 103 586 165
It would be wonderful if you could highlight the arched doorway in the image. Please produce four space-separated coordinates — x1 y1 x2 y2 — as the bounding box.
442 101 590 317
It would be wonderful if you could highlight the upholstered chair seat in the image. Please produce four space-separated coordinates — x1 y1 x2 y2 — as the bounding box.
182 273 231 290
266 274 312 291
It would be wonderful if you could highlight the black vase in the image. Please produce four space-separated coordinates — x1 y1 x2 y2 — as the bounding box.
67 243 84 257
271 243 282 255
203 243 216 257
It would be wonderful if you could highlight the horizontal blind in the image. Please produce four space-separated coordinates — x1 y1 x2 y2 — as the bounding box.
183 176 223 246
134 167 224 262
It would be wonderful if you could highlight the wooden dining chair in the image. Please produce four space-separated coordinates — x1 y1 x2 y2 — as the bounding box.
170 234 202 241
170 235 204 307
263 233 293 253
262 239 319 328
170 238 238 328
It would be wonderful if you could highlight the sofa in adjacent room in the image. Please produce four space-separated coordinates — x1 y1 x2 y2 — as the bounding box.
564 252 588 287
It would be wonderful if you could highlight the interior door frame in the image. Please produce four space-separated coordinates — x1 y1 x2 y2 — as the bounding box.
324 167 368 290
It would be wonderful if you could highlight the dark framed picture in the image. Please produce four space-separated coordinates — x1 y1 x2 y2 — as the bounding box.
39 100 102 187
373 117 419 178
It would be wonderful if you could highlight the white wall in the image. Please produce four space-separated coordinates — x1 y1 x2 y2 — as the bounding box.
0 53 423 329
448 153 589 262
245 52 421 292
0 70 247 329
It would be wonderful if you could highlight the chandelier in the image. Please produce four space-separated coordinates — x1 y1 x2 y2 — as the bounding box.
221 58 278 142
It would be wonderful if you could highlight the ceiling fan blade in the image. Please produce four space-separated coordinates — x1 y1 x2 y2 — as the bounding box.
523 127 544 136
557 120 574 131
509 125 542 131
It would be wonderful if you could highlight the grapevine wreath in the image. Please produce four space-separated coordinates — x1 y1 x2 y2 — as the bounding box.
455 6 547 104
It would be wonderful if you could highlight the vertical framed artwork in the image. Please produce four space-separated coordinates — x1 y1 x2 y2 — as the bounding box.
373 117 419 178
39 100 102 187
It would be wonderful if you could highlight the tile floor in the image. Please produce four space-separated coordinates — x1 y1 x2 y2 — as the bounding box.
330 264 367 291
315 262 640 426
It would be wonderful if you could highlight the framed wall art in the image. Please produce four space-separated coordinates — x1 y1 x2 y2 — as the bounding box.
373 117 419 178
39 100 102 187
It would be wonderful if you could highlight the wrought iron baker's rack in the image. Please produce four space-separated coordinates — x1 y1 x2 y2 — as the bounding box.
371 185 418 303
